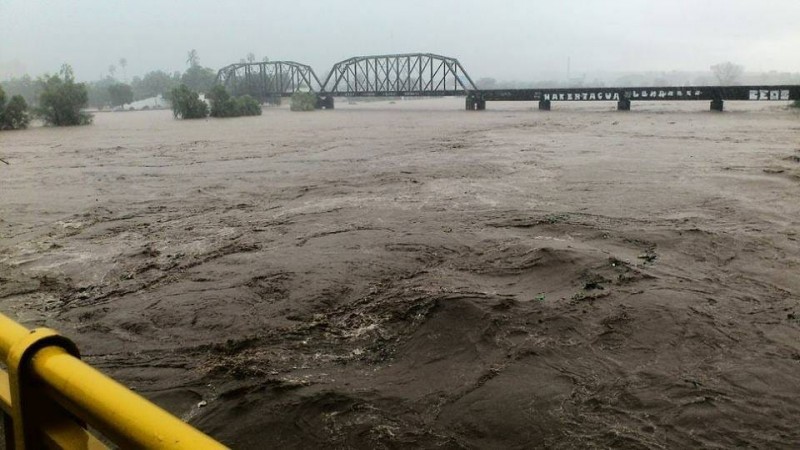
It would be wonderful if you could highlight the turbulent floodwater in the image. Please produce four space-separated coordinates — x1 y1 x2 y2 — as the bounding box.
2 99 800 448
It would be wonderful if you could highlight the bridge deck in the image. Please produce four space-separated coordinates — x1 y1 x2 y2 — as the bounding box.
476 86 799 102
286 85 799 102
313 85 799 111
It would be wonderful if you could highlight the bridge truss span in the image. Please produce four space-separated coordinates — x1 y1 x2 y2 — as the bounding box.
213 53 799 112
320 53 478 97
216 61 323 102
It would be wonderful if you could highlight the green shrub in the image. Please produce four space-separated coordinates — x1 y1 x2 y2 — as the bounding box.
207 85 234 117
37 65 92 126
234 95 261 116
170 84 208 119
290 92 317 111
793 99 800 108
1 95 30 130
207 85 261 118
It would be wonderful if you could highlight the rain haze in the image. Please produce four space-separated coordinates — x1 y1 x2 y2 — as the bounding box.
2 0 800 80
2 1 800 449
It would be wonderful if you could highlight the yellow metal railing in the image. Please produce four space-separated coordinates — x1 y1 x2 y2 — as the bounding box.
0 312 228 449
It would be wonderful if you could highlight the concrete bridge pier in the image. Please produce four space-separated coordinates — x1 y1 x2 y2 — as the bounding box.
465 97 475 110
617 98 631 111
538 100 551 111
316 95 335 110
266 94 282 106
710 99 724 112
465 97 486 111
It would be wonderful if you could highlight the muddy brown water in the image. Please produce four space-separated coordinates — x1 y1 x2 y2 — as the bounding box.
1 99 800 448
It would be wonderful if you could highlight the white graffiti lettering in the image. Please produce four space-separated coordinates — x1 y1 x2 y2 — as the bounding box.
749 89 793 100
539 88 792 103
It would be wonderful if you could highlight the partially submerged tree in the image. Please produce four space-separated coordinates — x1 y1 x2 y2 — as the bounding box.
710 62 744 85
290 92 317 111
207 85 261 117
235 95 261 116
1 94 31 130
0 86 28 130
108 83 134 108
207 85 234 117
37 65 92 126
170 84 208 119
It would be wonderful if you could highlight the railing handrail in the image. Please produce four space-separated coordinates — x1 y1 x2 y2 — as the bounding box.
0 312 227 449
0 314 29 359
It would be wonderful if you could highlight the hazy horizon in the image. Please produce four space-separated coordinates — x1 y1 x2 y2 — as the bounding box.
2 0 800 82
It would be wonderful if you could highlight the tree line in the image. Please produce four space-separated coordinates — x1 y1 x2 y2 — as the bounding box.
170 85 261 119
0 50 274 129
0 49 221 112
0 64 90 129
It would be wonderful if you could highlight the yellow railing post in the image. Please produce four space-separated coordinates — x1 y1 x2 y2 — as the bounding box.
0 313 228 449
6 328 82 449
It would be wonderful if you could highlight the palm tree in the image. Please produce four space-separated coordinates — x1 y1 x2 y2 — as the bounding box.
108 64 117 79
119 58 128 82
186 49 199 67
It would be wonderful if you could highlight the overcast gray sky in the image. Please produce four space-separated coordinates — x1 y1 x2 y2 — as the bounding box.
2 0 799 81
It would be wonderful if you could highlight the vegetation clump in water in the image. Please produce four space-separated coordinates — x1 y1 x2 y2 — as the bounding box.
37 64 92 126
290 92 317 111
207 85 261 118
0 85 31 130
170 84 209 119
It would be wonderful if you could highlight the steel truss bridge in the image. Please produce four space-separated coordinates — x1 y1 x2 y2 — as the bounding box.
216 53 800 111
216 61 323 103
320 53 477 97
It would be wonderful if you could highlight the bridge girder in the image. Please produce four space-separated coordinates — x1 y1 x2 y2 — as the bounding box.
320 53 478 97
215 61 323 101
